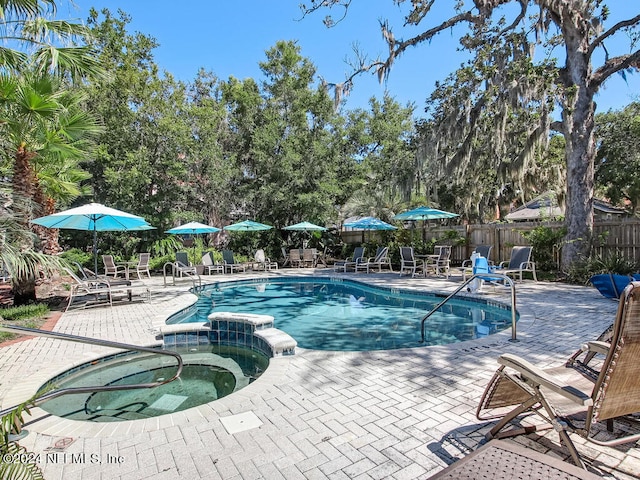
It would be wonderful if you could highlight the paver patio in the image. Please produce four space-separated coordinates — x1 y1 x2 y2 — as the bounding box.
0 269 638 479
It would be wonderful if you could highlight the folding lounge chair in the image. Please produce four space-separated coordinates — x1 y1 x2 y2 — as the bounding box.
496 246 537 282
356 247 392 273
64 267 114 311
476 281 640 469
222 249 246 273
333 247 365 272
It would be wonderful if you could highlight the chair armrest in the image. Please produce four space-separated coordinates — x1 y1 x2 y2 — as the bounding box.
581 341 610 355
498 353 593 407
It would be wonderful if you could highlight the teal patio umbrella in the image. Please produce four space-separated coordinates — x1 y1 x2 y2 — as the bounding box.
223 220 273 232
394 206 459 241
166 221 221 264
31 203 154 275
283 221 327 248
344 216 397 243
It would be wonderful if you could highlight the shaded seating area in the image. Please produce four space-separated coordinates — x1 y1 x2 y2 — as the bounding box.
355 246 392 273
476 281 640 469
333 246 365 272
222 249 247 273
495 245 537 282
64 266 150 311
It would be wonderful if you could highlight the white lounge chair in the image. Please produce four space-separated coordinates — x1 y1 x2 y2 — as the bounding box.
496 246 537 282
356 247 392 273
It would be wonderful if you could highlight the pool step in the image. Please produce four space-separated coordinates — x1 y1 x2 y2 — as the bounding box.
158 312 297 357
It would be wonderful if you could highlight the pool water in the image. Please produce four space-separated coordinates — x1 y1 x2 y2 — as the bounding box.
172 277 515 351
38 345 269 422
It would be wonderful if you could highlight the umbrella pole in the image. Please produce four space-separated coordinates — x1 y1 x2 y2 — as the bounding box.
93 227 98 275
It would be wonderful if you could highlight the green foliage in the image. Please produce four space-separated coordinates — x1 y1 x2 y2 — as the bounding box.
521 226 566 271
59 248 92 269
0 304 49 322
567 250 639 284
0 392 44 480
595 102 640 213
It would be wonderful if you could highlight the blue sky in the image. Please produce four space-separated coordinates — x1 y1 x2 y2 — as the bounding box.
64 1 639 116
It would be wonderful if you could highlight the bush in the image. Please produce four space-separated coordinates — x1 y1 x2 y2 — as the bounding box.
567 250 639 284
521 226 566 272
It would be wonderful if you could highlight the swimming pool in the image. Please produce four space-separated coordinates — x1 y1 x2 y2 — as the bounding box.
38 345 269 422
169 277 516 351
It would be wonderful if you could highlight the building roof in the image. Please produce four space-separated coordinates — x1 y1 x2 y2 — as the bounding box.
505 193 626 222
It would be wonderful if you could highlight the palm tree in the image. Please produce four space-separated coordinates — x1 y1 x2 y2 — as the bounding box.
0 1 106 304
1 0 103 80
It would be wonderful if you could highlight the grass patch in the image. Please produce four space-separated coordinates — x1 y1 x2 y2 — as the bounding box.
0 304 50 343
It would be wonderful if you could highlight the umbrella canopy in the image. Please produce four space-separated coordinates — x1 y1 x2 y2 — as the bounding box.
282 221 327 232
165 221 221 235
223 220 273 232
394 206 458 242
166 222 221 264
344 217 397 230
31 203 154 274
393 206 459 221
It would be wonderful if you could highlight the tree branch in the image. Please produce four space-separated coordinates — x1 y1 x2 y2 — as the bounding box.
587 14 640 59
590 50 640 92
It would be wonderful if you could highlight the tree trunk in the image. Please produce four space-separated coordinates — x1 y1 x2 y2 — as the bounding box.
12 145 39 305
559 23 597 272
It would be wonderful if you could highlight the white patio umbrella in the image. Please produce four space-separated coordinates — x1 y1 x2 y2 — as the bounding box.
31 203 155 275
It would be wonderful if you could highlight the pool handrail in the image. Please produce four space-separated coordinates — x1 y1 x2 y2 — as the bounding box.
0 325 184 418
420 273 518 343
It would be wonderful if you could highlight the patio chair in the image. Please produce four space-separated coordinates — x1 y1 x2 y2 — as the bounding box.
281 247 291 267
136 252 151 279
253 249 278 271
398 246 424 277
222 249 247 273
301 248 315 268
102 254 125 278
333 246 365 272
201 252 224 274
356 247 392 273
289 249 302 268
424 245 451 278
64 266 114 311
174 251 197 277
476 281 640 469
496 246 537 282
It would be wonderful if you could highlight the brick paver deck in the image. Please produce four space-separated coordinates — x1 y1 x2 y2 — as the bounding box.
1 269 638 479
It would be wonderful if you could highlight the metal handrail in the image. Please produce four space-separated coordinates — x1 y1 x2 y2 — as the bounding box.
163 261 201 288
0 325 183 418
420 273 518 343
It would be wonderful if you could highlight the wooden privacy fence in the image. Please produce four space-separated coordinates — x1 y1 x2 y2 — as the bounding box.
342 218 640 267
